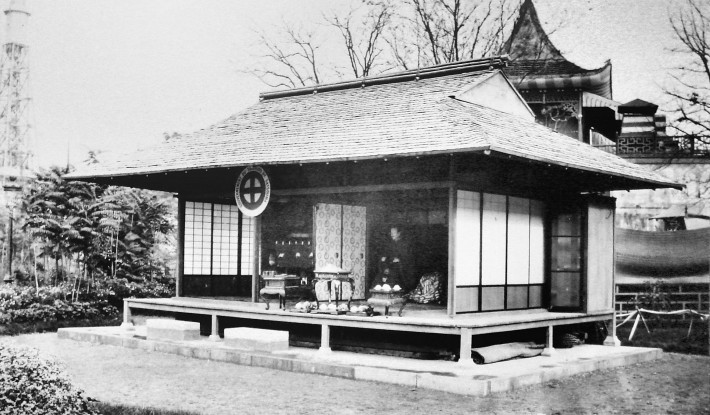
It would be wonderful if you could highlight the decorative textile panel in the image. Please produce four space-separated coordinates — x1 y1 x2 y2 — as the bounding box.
314 203 367 300
342 205 367 299
314 203 342 269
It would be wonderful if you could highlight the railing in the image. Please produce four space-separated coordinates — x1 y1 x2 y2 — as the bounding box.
593 135 710 158
615 284 709 315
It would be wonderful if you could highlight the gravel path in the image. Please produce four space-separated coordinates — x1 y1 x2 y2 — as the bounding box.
3 333 709 415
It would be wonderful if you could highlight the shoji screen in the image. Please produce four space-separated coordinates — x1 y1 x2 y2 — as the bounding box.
481 193 507 311
506 197 531 309
183 201 254 276
184 202 213 275
454 192 546 314
454 191 481 313
529 200 545 307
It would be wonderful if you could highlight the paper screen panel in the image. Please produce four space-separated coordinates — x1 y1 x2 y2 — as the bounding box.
454 190 480 286
240 215 254 275
481 193 507 285
529 200 545 284
183 202 212 275
506 197 530 285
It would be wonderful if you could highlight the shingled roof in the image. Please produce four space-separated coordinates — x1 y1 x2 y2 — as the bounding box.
67 56 678 190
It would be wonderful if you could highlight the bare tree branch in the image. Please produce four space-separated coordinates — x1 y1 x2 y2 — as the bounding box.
328 3 392 78
666 0 710 137
244 0 522 88
240 24 323 88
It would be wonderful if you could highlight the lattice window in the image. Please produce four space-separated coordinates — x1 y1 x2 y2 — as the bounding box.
183 202 254 276
184 202 212 275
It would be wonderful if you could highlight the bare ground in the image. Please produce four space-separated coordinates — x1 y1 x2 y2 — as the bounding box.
3 333 709 415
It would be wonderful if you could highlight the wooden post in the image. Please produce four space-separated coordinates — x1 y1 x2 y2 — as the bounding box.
209 314 220 342
252 215 261 303
458 327 474 365
577 92 584 142
176 197 185 298
542 325 555 356
604 310 621 346
319 324 332 353
120 299 134 331
604 220 621 346
447 157 456 317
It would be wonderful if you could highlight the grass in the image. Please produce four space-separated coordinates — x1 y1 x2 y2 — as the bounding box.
92 402 199 415
616 315 709 355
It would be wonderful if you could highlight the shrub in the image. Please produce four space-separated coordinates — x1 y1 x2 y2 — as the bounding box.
0 285 119 326
90 278 175 310
0 279 173 327
0 343 97 414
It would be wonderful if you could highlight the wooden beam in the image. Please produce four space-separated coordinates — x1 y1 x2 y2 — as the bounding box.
272 181 454 197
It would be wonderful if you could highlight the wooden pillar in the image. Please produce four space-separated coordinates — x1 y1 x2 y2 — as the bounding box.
120 299 134 331
209 314 221 342
458 327 474 365
319 324 332 353
176 196 185 298
604 311 621 346
251 215 261 303
577 92 584 142
604 221 621 346
542 325 555 356
447 157 456 317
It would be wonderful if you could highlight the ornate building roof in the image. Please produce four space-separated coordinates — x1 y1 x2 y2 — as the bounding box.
502 0 613 99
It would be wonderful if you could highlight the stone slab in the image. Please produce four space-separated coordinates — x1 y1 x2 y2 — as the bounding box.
57 326 664 397
145 319 201 341
223 327 289 352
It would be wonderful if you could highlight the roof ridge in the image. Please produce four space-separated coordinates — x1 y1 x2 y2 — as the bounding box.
259 55 510 101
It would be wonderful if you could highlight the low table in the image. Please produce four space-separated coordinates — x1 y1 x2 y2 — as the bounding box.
260 274 305 310
314 266 354 309
367 290 407 316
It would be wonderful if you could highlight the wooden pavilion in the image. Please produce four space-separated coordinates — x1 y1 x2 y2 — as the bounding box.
67 55 679 362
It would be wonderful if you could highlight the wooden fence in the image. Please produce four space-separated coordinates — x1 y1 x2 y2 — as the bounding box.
615 284 709 314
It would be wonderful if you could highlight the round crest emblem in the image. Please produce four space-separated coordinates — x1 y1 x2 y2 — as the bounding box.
235 166 271 217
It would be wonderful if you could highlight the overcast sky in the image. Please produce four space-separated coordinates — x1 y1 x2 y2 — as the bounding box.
22 0 682 168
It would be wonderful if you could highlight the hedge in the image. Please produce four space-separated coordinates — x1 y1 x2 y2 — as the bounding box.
0 278 174 327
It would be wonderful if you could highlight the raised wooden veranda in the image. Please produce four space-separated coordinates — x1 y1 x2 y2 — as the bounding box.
121 297 614 364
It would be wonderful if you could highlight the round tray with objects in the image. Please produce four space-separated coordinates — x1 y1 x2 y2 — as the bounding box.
367 290 407 316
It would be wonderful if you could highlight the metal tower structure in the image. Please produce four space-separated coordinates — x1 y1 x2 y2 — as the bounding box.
0 0 32 284
0 0 32 184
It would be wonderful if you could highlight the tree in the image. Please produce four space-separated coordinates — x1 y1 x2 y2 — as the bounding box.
393 0 519 68
21 167 176 288
244 0 521 87
667 0 710 139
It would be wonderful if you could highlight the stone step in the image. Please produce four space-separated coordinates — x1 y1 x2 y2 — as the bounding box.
146 319 201 341
224 327 289 352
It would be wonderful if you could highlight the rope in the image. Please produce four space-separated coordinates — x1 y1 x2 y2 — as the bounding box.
615 307 709 341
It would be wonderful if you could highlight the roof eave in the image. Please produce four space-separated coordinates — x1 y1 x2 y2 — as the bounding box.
65 146 494 181
486 146 683 191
